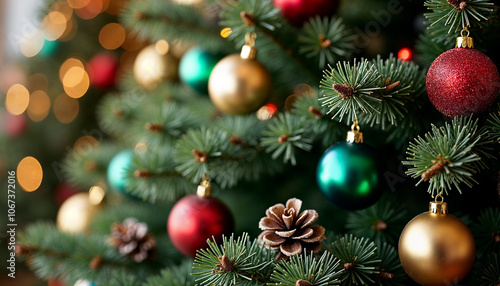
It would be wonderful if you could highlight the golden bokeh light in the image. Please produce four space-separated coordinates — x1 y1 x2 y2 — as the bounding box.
73 135 99 151
220 27 232 38
41 11 68 41
75 0 104 19
285 94 299 111
57 192 98 233
53 94 79 123
27 90 51 122
51 1 74 21
28 73 49 92
89 185 105 205
257 105 273 120
294 83 313 97
16 156 43 192
67 0 91 9
155 40 170 55
59 18 78 42
6 84 30 115
19 32 45 58
63 66 86 88
60 58 85 82
99 23 126 50
135 142 148 154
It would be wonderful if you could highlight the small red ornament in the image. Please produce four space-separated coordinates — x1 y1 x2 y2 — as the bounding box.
87 53 119 90
426 34 500 118
274 0 340 26
167 179 234 257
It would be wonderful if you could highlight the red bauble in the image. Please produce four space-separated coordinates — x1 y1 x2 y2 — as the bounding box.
426 48 500 118
87 53 119 89
274 0 340 26
167 194 234 257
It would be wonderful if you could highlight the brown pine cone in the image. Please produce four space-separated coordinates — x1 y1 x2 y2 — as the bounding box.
110 218 156 262
258 198 326 260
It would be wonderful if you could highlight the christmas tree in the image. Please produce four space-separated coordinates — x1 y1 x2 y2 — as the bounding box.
2 0 500 285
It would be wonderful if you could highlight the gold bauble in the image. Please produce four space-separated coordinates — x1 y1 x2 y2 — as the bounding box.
398 201 475 286
57 193 99 233
208 50 271 115
133 43 179 90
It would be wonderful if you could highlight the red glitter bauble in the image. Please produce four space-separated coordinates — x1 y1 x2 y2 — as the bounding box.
87 53 119 90
167 194 234 257
273 0 340 26
426 48 500 118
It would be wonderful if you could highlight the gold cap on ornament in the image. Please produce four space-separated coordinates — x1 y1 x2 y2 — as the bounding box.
241 32 258 60
197 178 212 197
429 192 448 214
456 27 474 48
346 120 363 143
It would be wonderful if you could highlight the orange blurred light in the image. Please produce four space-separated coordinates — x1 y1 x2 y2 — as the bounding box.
5 84 30 115
265 103 278 115
75 0 103 19
398 48 412 61
27 90 51 122
99 23 126 50
53 94 79 123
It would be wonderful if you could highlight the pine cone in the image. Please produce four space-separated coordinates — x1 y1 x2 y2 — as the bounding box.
110 218 156 262
258 198 326 260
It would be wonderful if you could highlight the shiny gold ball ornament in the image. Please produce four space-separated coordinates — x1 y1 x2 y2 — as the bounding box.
208 33 271 115
398 198 475 286
57 192 100 233
133 41 179 90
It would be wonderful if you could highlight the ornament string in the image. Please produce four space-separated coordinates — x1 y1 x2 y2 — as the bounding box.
346 120 363 143
434 191 444 204
245 32 257 47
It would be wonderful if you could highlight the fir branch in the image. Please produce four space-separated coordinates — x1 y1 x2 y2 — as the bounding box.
472 208 500 257
424 0 495 34
261 112 313 165
345 198 407 246
192 233 274 286
97 91 143 139
319 59 383 123
270 250 342 286
291 89 346 147
174 127 250 188
374 243 409 286
477 253 500 286
17 222 156 286
415 33 451 67
144 260 196 286
123 148 195 203
63 142 123 191
121 0 230 51
404 117 492 196
325 234 380 286
487 108 500 142
298 16 356 69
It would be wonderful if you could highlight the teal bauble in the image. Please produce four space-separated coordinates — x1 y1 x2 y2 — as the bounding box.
107 150 135 197
316 141 383 210
179 47 222 94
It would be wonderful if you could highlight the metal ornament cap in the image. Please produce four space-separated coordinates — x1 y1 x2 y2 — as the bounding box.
398 202 476 286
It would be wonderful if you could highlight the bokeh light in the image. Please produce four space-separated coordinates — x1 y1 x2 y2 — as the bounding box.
19 32 45 58
135 142 148 154
155 40 170 55
28 73 49 92
27 90 51 122
99 23 126 50
63 66 90 98
53 94 80 123
6 84 30 115
60 58 85 81
67 0 91 9
257 104 277 120
220 28 232 38
59 18 78 42
16 156 43 192
73 135 99 151
89 186 105 205
51 1 74 21
398 48 412 61
41 11 68 41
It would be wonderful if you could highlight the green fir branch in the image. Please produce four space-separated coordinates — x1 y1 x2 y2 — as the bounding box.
320 59 383 123
374 243 409 286
174 127 249 188
192 233 274 285
424 0 495 35
415 33 450 67
63 142 123 191
325 234 380 286
270 250 342 286
477 253 500 286
472 208 500 257
404 117 492 196
121 0 230 51
487 108 500 142
345 198 407 246
298 16 356 69
144 260 196 286
97 92 143 139
291 89 346 147
261 112 313 165
123 148 195 203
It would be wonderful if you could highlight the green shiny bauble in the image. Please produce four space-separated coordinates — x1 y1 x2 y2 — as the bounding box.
107 150 136 198
316 141 383 210
179 47 222 94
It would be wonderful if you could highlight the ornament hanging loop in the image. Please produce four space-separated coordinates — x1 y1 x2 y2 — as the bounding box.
429 191 448 214
456 27 474 48
241 32 258 60
346 120 363 143
197 176 212 197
